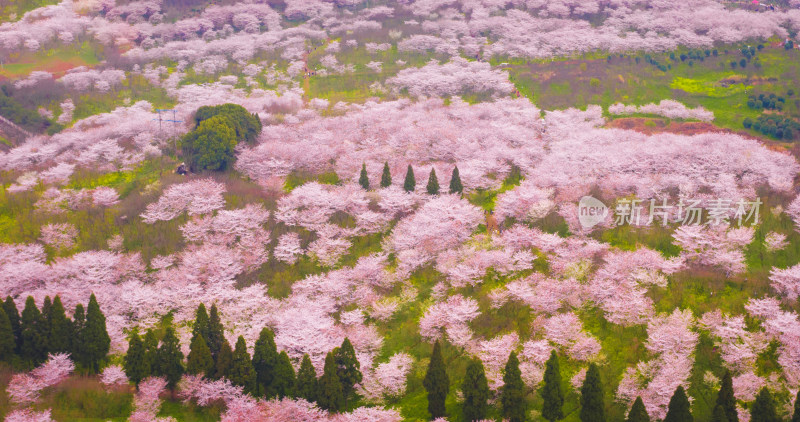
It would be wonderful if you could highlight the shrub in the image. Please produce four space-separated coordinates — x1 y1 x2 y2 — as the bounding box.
181 115 237 171
193 104 262 144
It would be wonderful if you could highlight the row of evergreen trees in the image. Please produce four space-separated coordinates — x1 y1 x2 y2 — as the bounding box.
0 294 109 372
424 343 800 422
359 162 463 195
125 304 364 413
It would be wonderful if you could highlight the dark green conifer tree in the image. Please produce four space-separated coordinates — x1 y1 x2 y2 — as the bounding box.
214 339 233 380
186 333 214 377
3 297 21 352
40 296 52 356
207 304 225 361
47 296 71 354
157 326 184 390
711 404 729 422
424 341 450 419
82 293 110 373
716 371 738 422
252 327 278 397
426 168 440 195
580 363 605 422
0 306 15 362
229 336 256 394
449 166 463 194
142 328 158 374
461 358 489 422
403 165 416 192
501 351 526 422
191 304 210 346
380 162 392 188
124 332 149 386
296 354 318 403
751 387 778 422
542 351 564 422
359 163 370 190
70 303 85 364
627 397 650 422
663 386 692 422
792 389 800 422
334 338 362 407
20 296 45 365
317 351 344 412
272 351 296 399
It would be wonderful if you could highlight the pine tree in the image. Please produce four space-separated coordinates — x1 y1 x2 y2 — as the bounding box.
3 297 21 353
501 351 526 422
142 329 158 375
229 336 256 395
449 166 463 194
663 386 692 422
70 303 85 365
47 296 71 354
792 389 800 422
252 327 278 397
426 168 440 195
296 354 318 403
186 333 214 377
214 339 233 379
334 338 362 407
424 341 450 419
716 371 738 422
403 165 416 192
359 162 370 190
711 404 729 422
0 306 15 362
82 293 110 373
157 326 184 390
272 351 296 399
191 304 210 347
461 358 489 422
318 351 344 412
207 304 225 362
542 351 564 422
627 397 650 422
580 363 605 422
380 162 392 188
124 332 149 386
20 296 45 365
40 296 52 357
751 387 778 422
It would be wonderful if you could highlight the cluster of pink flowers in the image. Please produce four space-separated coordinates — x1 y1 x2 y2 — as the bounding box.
141 179 226 223
130 377 174 422
609 100 714 122
100 364 129 388
7 353 75 404
387 57 514 98
39 223 78 249
673 225 754 275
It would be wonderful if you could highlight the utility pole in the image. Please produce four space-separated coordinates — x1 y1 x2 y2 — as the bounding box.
153 109 182 155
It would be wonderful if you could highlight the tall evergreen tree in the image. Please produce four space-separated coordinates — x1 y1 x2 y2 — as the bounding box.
501 352 526 422
207 304 225 362
252 327 278 397
70 303 85 364
157 326 184 390
403 165 416 192
40 296 52 356
186 333 214 377
751 387 778 422
542 351 564 422
272 351 296 399
663 386 692 422
229 336 257 395
715 371 738 422
711 404 729 422
318 351 344 412
0 306 15 362
296 354 318 403
214 339 233 380
580 363 605 422
449 166 463 194
424 341 450 419
47 296 71 354
3 297 21 352
380 162 392 188
20 296 45 364
124 332 149 386
359 163 370 190
334 338 362 407
191 304 210 346
82 293 110 373
461 358 489 422
426 168 440 195
142 329 158 375
627 397 650 422
792 389 800 422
